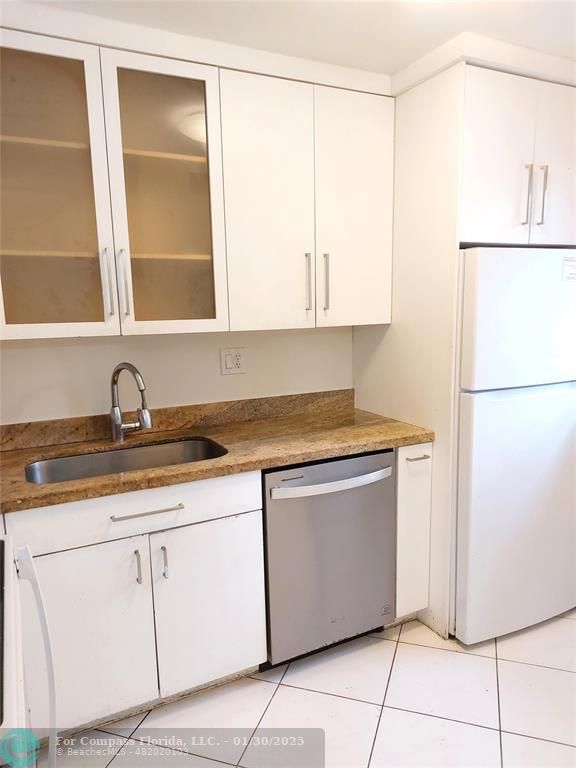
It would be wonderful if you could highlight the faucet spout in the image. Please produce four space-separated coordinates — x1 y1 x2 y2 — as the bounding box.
110 362 153 443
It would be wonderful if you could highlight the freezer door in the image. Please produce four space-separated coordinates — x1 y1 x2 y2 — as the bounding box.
460 248 576 391
456 384 576 644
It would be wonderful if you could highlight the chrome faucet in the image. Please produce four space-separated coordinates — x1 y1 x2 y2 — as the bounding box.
110 362 152 443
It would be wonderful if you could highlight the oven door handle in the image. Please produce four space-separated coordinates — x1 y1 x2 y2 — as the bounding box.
270 466 392 499
16 545 57 767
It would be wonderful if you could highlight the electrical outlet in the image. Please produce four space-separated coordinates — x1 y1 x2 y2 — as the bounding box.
220 347 246 375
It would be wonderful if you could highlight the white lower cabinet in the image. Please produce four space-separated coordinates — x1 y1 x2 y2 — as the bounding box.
12 455 433 729
8 472 267 731
396 443 433 619
151 511 267 697
21 534 158 731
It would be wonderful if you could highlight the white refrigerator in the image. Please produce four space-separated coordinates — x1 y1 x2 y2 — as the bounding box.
455 247 576 644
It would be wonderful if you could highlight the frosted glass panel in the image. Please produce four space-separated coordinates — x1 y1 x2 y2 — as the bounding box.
117 68 215 321
0 47 104 324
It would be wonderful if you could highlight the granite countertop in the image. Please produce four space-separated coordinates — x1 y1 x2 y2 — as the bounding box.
0 392 433 514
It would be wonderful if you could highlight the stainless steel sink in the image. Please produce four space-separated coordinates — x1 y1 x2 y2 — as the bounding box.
25 438 228 485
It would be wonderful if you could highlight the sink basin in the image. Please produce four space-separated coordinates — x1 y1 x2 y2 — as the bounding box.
25 437 228 485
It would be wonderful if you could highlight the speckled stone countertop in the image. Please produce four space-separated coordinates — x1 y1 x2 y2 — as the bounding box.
0 391 433 514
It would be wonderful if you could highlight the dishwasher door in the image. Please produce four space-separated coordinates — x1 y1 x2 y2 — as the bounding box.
264 452 396 664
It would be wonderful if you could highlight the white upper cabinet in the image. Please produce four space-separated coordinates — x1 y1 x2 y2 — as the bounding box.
1 32 394 337
315 87 394 326
101 49 229 334
460 66 576 245
220 70 316 331
220 72 393 330
460 67 537 245
531 82 576 245
0 30 119 340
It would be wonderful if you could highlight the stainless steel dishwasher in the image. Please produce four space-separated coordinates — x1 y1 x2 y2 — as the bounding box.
264 451 396 665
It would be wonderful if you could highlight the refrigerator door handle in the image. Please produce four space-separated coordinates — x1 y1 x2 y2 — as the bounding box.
270 466 392 499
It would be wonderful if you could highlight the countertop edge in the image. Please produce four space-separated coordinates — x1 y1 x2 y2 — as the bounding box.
1 411 434 514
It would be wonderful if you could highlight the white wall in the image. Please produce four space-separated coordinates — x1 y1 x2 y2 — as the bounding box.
0 328 352 424
353 64 465 637
0 2 390 94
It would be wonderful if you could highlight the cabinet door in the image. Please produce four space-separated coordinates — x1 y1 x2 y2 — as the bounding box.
151 511 267 698
460 67 538 244
315 87 394 326
101 50 228 334
0 30 119 339
531 82 576 245
21 535 158 730
220 70 315 331
396 443 432 618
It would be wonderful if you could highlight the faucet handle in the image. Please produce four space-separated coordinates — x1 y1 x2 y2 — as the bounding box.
138 408 152 430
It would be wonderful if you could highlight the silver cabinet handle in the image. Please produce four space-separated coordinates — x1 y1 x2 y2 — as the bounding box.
119 248 131 317
536 165 549 225
101 247 115 317
406 454 431 463
161 545 169 579
110 503 184 523
521 164 534 225
270 466 392 500
323 253 330 310
305 252 312 311
134 549 143 585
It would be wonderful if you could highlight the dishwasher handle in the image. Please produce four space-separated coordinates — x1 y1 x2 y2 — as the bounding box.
270 466 392 500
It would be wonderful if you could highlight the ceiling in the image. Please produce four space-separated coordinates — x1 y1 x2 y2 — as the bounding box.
37 1 576 74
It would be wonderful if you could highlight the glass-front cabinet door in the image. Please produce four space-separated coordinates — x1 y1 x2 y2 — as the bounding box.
0 31 119 339
100 50 228 333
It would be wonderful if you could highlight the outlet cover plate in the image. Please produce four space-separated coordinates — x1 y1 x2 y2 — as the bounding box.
220 347 246 375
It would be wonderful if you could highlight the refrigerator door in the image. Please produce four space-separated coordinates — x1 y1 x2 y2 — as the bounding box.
460 247 576 391
456 384 576 644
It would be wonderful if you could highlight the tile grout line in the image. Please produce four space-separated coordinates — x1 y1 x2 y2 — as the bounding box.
398 638 497 660
278 681 383 707
104 726 238 767
495 638 504 768
382 704 500 734
500 729 576 750
235 662 292 767
391 635 574 674
102 705 239 767
494 655 576 674
366 623 402 768
102 709 154 768
98 707 151 740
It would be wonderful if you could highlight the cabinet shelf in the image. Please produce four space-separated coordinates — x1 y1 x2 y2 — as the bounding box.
0 137 208 165
131 253 212 261
123 148 207 164
0 134 89 150
0 250 212 261
0 249 95 258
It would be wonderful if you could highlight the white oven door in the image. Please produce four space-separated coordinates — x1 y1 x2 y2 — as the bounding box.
1 540 57 767
1 537 27 730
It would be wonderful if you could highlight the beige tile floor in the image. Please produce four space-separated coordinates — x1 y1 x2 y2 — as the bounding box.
41 612 576 767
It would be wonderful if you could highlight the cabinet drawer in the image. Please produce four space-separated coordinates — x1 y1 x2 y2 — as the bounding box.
5 471 262 555
396 443 433 618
